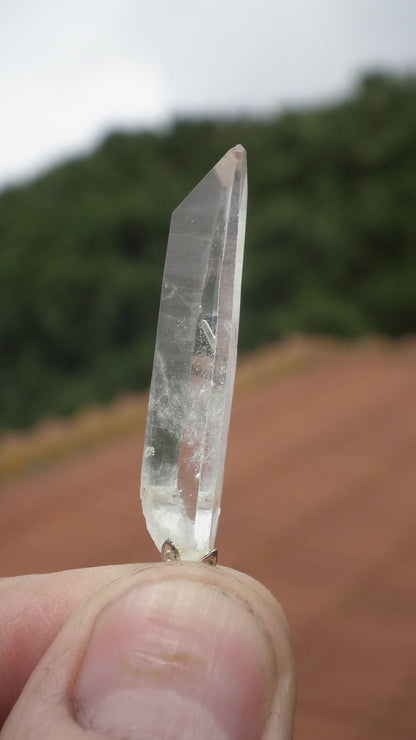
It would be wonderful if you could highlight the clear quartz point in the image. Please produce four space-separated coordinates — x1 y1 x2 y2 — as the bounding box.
140 145 247 560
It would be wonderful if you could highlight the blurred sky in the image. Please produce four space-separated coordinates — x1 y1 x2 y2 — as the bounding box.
1 0 415 190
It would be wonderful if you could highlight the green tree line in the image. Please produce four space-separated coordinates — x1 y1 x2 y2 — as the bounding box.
1 72 415 430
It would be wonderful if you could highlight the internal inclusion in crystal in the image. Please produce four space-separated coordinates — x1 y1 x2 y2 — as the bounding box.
140 145 247 560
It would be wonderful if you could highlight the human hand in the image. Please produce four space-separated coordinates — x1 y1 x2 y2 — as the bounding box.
1 562 296 739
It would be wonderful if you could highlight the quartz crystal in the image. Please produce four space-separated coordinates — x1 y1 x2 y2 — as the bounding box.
140 145 247 560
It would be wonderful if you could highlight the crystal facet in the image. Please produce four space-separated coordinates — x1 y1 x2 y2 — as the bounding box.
140 145 247 560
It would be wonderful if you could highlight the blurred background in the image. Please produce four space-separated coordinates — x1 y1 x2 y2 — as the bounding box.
1 1 416 738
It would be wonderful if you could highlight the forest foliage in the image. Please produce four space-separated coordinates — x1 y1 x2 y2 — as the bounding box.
1 72 415 430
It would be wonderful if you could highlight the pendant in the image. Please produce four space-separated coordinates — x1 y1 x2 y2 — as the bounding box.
140 146 247 563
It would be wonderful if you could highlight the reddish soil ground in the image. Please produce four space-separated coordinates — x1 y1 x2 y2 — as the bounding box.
1 339 415 739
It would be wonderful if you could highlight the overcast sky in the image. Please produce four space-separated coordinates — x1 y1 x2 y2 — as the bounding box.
1 0 415 190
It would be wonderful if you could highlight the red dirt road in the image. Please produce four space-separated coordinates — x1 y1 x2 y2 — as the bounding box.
1 340 415 738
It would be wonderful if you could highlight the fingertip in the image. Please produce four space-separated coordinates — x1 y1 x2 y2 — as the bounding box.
3 563 296 739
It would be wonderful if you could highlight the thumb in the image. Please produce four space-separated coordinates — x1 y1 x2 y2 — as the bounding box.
2 563 296 740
